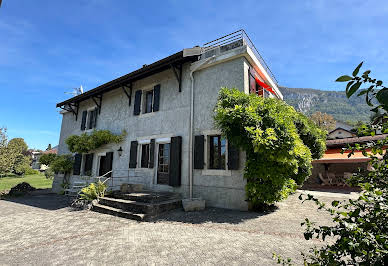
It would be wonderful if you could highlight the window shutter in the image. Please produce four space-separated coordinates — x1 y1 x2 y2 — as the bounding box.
227 143 240 170
169 136 182 187
84 153 94 174
129 141 138 168
73 153 82 175
104 152 113 177
149 139 155 168
194 135 205 169
81 111 87 130
93 108 98 128
88 110 94 129
153 84 160 112
133 90 142 115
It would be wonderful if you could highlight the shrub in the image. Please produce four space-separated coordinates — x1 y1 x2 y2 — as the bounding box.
214 88 325 207
39 153 57 166
24 167 39 175
12 154 31 176
79 181 107 201
66 129 126 154
44 167 54 179
50 154 73 174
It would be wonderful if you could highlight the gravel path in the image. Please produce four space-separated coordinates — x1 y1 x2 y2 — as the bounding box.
0 190 357 265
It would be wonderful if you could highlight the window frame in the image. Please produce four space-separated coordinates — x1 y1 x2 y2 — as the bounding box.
140 143 150 168
142 88 154 114
208 135 227 170
82 106 98 132
157 142 170 174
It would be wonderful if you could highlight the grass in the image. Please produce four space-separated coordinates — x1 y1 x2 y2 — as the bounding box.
0 173 53 192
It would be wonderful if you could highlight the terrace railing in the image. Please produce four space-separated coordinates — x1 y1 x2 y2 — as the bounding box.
202 29 278 84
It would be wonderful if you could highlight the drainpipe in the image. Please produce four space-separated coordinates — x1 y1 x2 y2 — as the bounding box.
188 56 215 199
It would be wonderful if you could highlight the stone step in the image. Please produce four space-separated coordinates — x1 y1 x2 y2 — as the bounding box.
111 191 181 203
92 203 147 221
99 196 182 215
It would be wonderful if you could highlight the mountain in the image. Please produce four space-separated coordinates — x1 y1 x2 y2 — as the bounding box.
279 87 371 124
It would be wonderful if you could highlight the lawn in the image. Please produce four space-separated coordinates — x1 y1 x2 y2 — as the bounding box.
0 173 53 191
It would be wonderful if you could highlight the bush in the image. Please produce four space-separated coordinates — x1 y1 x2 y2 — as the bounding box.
39 153 57 166
214 88 325 206
13 154 31 176
8 182 36 197
24 167 39 175
44 167 54 179
50 154 73 174
79 181 107 201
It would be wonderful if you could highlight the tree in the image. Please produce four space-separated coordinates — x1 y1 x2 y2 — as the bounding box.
8 138 28 154
276 63 388 265
214 88 326 208
13 154 31 176
310 111 336 132
0 128 14 176
39 153 57 166
46 144 52 151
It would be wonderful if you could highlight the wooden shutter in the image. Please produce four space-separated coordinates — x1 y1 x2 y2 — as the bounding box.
133 90 142 115
149 139 155 168
194 135 205 169
169 136 182 187
129 141 138 168
104 152 113 177
227 143 240 170
73 153 82 175
88 110 94 129
93 108 98 128
153 84 160 112
84 153 94 174
81 111 87 130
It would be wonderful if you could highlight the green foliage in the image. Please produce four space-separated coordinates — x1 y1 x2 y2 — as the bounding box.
8 138 28 154
24 167 39 175
0 128 14 176
277 64 388 265
39 153 57 166
66 129 127 154
12 154 31 176
44 167 54 179
50 154 73 174
79 181 107 201
214 88 326 206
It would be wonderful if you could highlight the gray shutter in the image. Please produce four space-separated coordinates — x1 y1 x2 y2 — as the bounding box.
84 153 94 174
73 153 82 175
93 108 98 128
129 141 138 168
105 152 113 177
81 111 87 130
153 84 160 112
194 135 205 169
227 143 240 170
149 139 155 168
133 90 142 115
169 136 182 187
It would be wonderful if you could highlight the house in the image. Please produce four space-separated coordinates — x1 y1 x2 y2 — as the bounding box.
31 146 58 170
53 30 282 210
304 134 387 187
327 122 356 140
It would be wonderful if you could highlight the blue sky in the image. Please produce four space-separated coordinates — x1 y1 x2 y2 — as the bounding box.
0 0 387 149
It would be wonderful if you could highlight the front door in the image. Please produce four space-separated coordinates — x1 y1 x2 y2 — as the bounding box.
98 152 113 177
157 143 170 185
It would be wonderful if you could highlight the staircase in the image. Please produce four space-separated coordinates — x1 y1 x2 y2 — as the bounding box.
92 191 182 221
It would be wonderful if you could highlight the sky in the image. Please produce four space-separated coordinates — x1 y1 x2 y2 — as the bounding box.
0 0 387 150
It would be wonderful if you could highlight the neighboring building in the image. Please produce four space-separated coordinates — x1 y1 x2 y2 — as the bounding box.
327 127 356 140
54 30 282 210
31 146 58 171
305 134 387 187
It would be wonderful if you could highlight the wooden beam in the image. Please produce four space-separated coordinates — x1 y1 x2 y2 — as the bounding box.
122 83 132 106
170 64 182 92
92 95 103 114
61 103 79 120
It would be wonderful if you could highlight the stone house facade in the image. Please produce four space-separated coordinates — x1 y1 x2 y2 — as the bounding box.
54 30 282 210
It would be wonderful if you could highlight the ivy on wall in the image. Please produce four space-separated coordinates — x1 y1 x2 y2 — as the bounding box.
214 88 326 207
66 130 127 154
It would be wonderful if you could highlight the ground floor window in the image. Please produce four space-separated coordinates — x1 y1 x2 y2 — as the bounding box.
140 144 150 168
209 135 226 170
157 143 170 185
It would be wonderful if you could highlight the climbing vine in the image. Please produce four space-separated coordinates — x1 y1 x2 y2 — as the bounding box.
214 88 326 207
66 130 127 154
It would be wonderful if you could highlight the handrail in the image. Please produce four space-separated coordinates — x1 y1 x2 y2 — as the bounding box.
201 29 278 84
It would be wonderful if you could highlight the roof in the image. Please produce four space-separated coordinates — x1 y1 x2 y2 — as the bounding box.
56 50 200 108
326 134 388 148
328 127 354 135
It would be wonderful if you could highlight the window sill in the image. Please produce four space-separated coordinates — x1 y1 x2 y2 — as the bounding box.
201 169 232 176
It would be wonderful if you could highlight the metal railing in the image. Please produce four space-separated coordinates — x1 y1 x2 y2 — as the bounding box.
93 169 145 190
202 29 278 84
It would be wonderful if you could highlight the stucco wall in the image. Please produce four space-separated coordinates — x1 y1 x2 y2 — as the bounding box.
54 51 252 210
